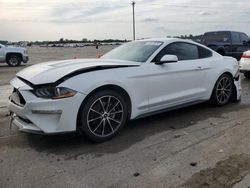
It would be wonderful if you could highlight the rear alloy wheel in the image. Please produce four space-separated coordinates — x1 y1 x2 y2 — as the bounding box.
79 90 127 142
211 74 233 106
7 55 21 67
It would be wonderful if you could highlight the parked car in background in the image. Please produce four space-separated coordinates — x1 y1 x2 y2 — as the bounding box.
201 31 250 60
0 44 29 67
239 50 250 78
8 38 241 142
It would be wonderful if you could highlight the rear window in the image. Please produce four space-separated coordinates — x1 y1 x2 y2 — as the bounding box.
202 32 230 43
231 32 241 43
240 33 249 43
198 46 212 58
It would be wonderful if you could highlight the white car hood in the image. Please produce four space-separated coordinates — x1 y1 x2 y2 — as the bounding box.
16 58 140 85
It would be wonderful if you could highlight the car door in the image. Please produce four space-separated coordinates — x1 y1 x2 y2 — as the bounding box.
147 42 210 112
0 45 5 61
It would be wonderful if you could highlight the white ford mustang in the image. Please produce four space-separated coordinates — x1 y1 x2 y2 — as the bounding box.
8 38 241 142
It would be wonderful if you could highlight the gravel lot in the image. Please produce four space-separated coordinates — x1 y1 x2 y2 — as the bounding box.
0 46 250 188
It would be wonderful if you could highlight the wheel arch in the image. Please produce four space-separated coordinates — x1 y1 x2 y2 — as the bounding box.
76 84 132 130
211 71 237 101
6 52 23 61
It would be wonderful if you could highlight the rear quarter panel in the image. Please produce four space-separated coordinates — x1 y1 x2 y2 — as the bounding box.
203 55 238 99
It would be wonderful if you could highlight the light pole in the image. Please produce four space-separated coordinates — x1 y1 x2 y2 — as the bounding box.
132 1 136 40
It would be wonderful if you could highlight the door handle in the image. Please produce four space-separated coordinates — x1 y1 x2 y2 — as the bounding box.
195 66 202 70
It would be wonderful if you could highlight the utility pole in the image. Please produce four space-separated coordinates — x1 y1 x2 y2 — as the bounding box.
132 1 136 40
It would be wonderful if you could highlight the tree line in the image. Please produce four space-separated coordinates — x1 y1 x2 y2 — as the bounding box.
1 34 204 46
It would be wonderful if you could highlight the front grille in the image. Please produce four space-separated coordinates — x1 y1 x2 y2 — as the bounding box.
10 88 26 106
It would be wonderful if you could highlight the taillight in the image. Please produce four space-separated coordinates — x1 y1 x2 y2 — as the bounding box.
241 53 250 59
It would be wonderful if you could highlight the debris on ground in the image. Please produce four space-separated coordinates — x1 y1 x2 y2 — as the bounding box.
236 121 242 125
174 135 181 138
190 162 197 167
210 122 218 126
184 154 250 188
218 149 224 153
133 172 140 177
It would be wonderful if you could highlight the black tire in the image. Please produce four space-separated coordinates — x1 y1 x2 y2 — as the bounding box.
7 55 21 67
210 74 233 106
78 90 128 142
244 72 250 79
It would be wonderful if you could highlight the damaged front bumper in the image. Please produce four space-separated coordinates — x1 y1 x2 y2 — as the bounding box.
8 77 86 134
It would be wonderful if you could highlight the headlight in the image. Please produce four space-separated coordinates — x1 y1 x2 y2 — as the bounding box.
32 87 77 99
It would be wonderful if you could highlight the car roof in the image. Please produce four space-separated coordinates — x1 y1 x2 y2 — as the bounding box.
204 30 246 34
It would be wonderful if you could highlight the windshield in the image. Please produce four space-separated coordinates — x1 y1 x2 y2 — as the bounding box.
102 41 163 62
202 32 230 43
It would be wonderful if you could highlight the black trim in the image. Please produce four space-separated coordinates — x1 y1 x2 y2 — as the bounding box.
17 76 35 88
234 75 240 81
18 65 139 89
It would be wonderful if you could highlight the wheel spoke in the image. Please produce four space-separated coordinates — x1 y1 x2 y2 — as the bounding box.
219 94 224 103
224 93 227 101
217 92 223 97
106 96 111 111
102 119 106 136
108 117 121 124
222 78 227 86
99 98 105 112
88 116 102 123
225 79 230 87
224 91 229 98
93 119 104 133
90 108 102 115
107 118 114 133
225 83 231 89
218 82 222 89
108 101 120 113
109 110 123 115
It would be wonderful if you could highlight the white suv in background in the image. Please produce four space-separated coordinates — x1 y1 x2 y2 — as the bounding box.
239 50 250 78
0 44 29 67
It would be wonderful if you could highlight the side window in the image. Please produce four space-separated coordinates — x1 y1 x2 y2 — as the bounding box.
240 33 249 43
153 42 199 61
231 32 241 44
198 46 212 58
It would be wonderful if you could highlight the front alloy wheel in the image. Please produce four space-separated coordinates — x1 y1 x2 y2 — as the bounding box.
211 74 233 106
79 90 127 142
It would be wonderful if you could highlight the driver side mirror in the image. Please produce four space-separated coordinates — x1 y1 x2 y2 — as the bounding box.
155 55 178 65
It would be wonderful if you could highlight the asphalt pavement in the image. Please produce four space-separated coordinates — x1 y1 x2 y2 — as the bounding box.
0 78 250 187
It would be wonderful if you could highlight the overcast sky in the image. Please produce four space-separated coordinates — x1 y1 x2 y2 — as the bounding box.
1 0 250 41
